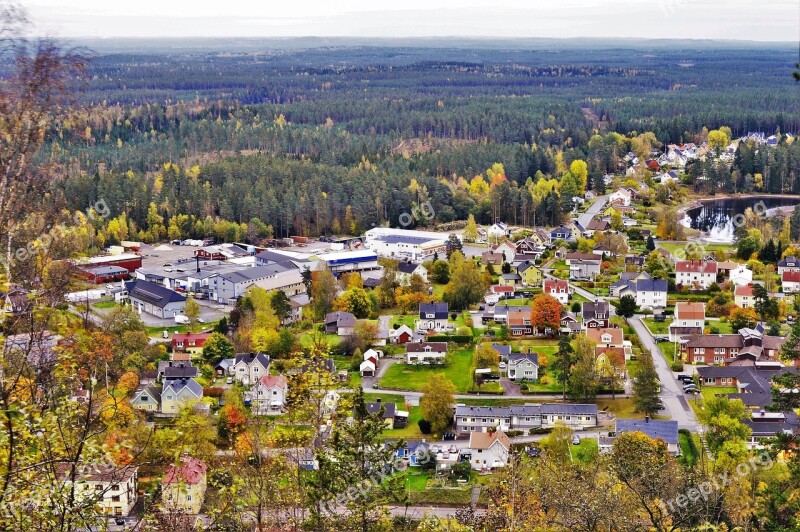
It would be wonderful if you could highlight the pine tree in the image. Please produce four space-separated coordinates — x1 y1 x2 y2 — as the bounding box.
646 235 656 252
633 351 661 417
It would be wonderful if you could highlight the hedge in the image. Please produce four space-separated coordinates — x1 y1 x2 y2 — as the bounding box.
428 335 473 344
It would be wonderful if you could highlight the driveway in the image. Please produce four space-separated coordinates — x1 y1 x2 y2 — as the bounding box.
628 315 701 432
499 377 521 395
577 194 608 228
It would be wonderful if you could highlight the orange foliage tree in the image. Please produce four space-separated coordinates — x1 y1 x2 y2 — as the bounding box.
530 294 562 334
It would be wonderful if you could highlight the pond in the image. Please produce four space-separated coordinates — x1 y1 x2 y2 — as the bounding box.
682 196 800 243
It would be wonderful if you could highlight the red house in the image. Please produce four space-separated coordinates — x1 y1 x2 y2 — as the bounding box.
172 332 212 354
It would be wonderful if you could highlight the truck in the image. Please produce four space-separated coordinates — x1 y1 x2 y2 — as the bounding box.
174 315 190 325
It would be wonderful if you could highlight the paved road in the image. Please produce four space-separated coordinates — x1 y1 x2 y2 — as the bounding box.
577 194 608 228
628 315 701 432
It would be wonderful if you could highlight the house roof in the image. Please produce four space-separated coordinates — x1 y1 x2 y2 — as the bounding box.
587 219 609 231
406 342 448 353
259 374 288 389
469 430 511 451
163 378 203 397
544 278 569 291
783 271 800 283
491 344 512 356
586 327 624 346
419 302 448 319
684 334 743 349
501 273 522 281
735 285 754 297
492 285 515 293
675 302 706 320
508 353 539 366
630 279 668 293
56 462 138 483
397 262 422 274
324 311 357 327
172 332 211 345
365 401 396 419
616 419 679 445
778 256 800 268
161 364 199 380
566 253 598 261
164 456 207 485
125 279 186 308
540 403 598 416
595 347 625 366
455 405 510 418
675 260 717 274
133 384 162 403
234 352 271 368
582 301 610 319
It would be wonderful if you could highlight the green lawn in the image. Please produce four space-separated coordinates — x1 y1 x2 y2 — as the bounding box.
92 300 118 310
382 405 424 440
502 298 531 306
643 317 670 335
689 386 737 416
678 430 699 466
658 242 736 256
298 331 342 348
658 341 678 363
570 437 598 464
390 315 417 329
706 319 733 334
146 324 188 336
378 348 474 393
596 397 668 420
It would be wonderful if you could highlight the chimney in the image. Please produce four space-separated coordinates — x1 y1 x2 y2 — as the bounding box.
645 415 649 423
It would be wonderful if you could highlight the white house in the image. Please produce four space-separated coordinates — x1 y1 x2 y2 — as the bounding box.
487 222 510 241
506 353 539 382
734 284 754 308
492 241 517 264
396 262 428 285
232 352 271 386
252 374 288 414
543 278 570 304
669 302 706 342
56 463 138 518
619 278 668 309
359 359 376 377
389 324 414 344
729 265 753 287
778 256 800 276
417 303 450 332
783 271 800 294
468 431 511 471
406 342 448 364
609 188 632 206
675 260 717 290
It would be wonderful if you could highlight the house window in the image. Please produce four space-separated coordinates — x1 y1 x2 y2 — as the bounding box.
694 348 704 354
187 495 192 502
705 378 715 384
714 348 725 354
111 484 119 491
112 495 120 502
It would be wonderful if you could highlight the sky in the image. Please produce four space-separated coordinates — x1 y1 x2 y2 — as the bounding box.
23 0 800 42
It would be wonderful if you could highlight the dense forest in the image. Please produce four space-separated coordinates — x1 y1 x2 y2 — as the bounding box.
24 41 800 245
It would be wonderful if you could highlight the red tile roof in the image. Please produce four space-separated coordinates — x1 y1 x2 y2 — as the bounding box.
675 302 706 320
675 260 717 274
544 279 569 292
259 374 288 389
734 285 754 297
164 456 207 485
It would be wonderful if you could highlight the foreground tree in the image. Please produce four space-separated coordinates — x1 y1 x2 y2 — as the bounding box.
632 350 662 417
530 293 562 334
420 373 456 435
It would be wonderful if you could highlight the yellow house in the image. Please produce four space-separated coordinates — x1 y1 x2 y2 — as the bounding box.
595 347 626 378
162 456 207 515
603 205 623 217
517 262 542 287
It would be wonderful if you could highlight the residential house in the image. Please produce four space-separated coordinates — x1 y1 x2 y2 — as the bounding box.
778 256 800 276
125 279 186 319
365 399 405 429
582 301 610 328
396 262 428 285
162 456 207 514
468 431 511 471
161 378 203 414
406 342 448 364
595 346 626 378
517 261 542 287
669 302 706 342
540 403 598 430
735 284 754 308
586 327 624 349
325 311 357 336
488 222 510 240
499 272 522 287
232 352 271 386
610 271 650 297
360 358 376 377
171 332 211 357
157 360 198 382
389 324 413 344
560 312 582 334
455 405 513 433
417 302 450 332
544 278 570 304
131 384 162 412
729 265 753 286
783 271 800 294
619 278 668 309
56 463 138 517
682 326 785 365
609 188 632 206
625 255 645 269
252 374 289 414
214 358 235 377
507 308 533 336
565 252 599 264
491 344 512 360
481 252 504 267
492 241 517 264
675 260 717 290
569 258 601 280
506 353 539 381
550 226 574 242
585 218 609 236
616 418 679 455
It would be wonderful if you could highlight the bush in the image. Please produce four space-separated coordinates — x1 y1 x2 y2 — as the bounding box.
418 419 432 434
670 360 684 372
506 430 523 437
204 387 224 398
428 335 473 344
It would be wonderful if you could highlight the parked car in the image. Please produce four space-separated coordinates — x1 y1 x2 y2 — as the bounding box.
572 435 581 445
115 517 126 525
226 376 233 384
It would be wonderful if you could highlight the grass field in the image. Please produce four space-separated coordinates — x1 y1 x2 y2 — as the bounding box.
378 348 474 392
658 242 736 256
643 317 669 335
678 430 699 466
390 314 417 329
298 331 342 348
570 437 598 464
92 300 118 309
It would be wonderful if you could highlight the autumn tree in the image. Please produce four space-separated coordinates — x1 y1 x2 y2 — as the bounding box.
420 373 456 435
530 293 562 334
443 251 485 310
729 306 758 331
202 332 235 364
183 297 201 332
632 350 662 417
463 214 478 242
311 267 338 320
568 333 600 401
474 343 499 368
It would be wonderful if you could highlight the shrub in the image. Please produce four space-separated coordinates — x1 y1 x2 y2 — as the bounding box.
506 430 523 437
204 387 224 398
418 419 432 434
670 360 684 372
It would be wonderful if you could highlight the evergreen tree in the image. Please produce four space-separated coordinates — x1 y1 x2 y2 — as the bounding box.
633 351 662 417
646 235 656 252
554 335 574 401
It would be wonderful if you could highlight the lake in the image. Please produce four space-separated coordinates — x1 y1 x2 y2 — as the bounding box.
682 196 800 243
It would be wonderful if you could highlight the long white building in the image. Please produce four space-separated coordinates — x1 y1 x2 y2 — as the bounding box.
363 228 453 262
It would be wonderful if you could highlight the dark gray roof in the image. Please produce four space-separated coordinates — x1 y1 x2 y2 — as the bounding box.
419 302 448 319
582 301 610 319
365 401 396 419
397 262 421 274
376 235 440 245
778 257 800 268
219 263 291 284
501 273 521 280
234 352 271 368
86 265 129 276
491 344 512 356
631 279 668 293
540 403 598 415
509 404 542 416
508 353 539 366
325 311 356 327
125 279 186 308
162 378 203 397
455 405 510 418
616 419 678 445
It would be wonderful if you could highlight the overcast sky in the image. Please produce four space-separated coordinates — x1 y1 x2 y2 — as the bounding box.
23 0 800 42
